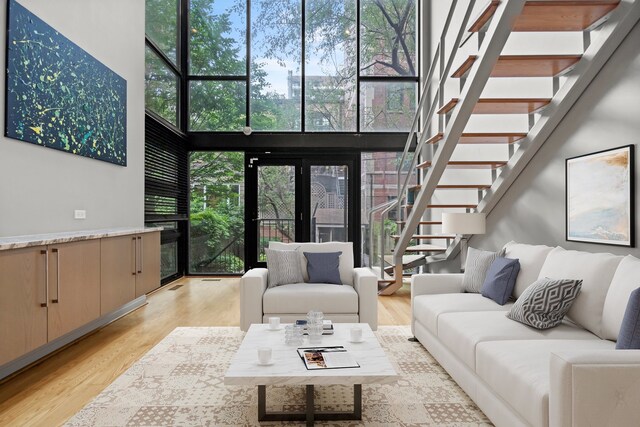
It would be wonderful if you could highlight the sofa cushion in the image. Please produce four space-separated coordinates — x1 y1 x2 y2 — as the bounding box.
263 283 358 314
506 278 582 330
476 339 615 427
270 241 354 285
437 311 599 369
303 251 342 285
463 247 505 293
538 247 623 338
265 248 305 287
602 255 640 341
481 257 520 305
616 288 640 349
413 293 512 334
502 241 554 298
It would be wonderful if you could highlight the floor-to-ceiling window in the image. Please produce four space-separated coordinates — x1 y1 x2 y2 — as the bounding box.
187 0 418 133
145 0 188 283
144 0 420 276
189 152 245 274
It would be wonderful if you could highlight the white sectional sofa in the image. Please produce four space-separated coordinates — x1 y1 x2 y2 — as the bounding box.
411 241 640 427
240 241 378 331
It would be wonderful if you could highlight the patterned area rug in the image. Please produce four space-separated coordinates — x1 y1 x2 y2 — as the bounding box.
66 326 491 426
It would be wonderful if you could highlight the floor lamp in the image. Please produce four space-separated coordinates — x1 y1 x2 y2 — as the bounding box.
442 212 486 272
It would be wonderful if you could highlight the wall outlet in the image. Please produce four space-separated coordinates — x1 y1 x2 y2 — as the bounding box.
74 210 86 220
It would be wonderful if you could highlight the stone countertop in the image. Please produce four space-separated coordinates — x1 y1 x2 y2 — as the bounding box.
0 227 163 251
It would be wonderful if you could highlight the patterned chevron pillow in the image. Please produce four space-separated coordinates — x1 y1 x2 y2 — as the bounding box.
507 278 582 329
265 248 304 288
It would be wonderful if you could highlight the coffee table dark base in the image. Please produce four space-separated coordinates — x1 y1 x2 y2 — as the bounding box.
257 384 362 426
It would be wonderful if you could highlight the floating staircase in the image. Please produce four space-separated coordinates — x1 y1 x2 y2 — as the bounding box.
368 0 640 295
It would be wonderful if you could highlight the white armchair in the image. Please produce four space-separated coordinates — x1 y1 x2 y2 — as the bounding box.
240 242 378 331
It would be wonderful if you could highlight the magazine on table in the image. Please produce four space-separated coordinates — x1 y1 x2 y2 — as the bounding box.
297 346 360 370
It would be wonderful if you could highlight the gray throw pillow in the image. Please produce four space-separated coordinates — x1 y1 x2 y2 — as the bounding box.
265 248 304 288
481 257 520 305
463 247 506 293
616 287 640 349
507 278 582 329
303 251 342 285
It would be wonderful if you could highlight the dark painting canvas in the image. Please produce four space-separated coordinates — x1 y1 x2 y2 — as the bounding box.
5 0 127 166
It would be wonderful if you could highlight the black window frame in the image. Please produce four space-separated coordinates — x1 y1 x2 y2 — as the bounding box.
184 0 420 134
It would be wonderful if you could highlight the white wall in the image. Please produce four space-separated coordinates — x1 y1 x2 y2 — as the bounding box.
472 21 640 258
0 0 145 237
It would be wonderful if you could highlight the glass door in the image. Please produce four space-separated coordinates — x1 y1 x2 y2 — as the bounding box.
310 165 349 243
246 154 357 269
256 164 298 262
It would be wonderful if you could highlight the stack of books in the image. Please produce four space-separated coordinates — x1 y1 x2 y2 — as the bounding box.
296 319 334 335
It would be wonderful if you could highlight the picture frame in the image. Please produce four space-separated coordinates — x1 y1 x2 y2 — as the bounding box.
566 145 635 247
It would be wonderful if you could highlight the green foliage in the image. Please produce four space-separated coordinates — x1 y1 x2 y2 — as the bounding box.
145 0 417 132
190 152 245 273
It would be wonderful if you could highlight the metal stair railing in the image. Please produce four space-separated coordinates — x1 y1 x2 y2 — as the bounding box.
369 0 476 281
367 199 398 275
384 0 528 290
395 0 528 268
373 0 640 291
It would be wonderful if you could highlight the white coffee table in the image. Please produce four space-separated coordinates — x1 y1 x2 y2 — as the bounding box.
224 323 397 425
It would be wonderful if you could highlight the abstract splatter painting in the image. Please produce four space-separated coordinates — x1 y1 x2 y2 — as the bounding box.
5 0 127 166
566 145 635 247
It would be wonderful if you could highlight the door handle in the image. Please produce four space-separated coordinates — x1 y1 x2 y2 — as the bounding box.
51 248 60 303
137 236 143 274
41 250 48 308
132 237 137 275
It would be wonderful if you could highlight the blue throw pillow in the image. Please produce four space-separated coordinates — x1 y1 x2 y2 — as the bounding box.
481 257 520 305
616 287 640 349
303 251 342 285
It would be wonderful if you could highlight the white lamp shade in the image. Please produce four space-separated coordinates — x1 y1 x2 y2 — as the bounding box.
442 212 486 235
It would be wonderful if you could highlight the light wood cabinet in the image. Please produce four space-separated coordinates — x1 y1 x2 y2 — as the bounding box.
100 236 137 315
47 240 101 341
0 229 161 377
0 247 48 366
135 231 161 297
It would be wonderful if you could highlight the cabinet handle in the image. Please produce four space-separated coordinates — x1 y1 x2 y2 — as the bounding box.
132 237 137 275
137 236 143 274
41 250 48 308
52 248 59 303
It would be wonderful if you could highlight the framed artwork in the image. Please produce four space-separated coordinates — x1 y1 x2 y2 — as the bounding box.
566 145 635 247
4 0 127 166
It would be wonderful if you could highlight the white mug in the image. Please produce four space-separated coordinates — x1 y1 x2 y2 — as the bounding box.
269 317 280 330
350 326 363 342
258 347 272 365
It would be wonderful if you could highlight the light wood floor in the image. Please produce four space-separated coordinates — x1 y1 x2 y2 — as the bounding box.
0 277 411 426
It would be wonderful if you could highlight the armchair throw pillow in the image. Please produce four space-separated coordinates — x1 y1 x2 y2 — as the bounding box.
481 257 520 305
303 251 342 285
463 247 506 293
616 287 640 349
507 278 582 329
265 248 304 288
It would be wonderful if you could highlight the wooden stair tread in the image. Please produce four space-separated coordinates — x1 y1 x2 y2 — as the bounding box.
404 245 448 253
417 160 508 170
383 254 427 272
404 203 478 209
452 55 582 78
469 0 620 33
427 132 527 145
392 234 456 239
438 98 551 115
410 184 492 190
429 203 478 209
396 221 443 225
